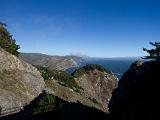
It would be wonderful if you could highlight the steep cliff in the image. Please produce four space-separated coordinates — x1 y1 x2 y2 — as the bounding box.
73 64 117 111
0 47 45 114
109 60 160 120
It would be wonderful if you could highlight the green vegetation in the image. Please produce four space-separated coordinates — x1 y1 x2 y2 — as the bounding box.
35 65 82 92
35 65 56 80
142 42 160 61
72 64 112 77
33 93 63 115
0 22 20 56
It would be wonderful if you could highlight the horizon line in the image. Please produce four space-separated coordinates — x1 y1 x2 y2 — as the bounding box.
20 51 142 59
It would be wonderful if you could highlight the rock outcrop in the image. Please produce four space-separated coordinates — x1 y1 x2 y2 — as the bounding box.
0 48 45 114
76 68 117 111
108 60 160 120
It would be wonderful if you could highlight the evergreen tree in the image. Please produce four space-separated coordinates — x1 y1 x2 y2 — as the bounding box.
142 42 160 61
0 22 20 56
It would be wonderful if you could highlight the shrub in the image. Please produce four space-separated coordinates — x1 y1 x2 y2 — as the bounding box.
33 94 63 115
35 65 82 92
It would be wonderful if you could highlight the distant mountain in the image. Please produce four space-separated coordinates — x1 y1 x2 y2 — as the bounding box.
19 53 87 71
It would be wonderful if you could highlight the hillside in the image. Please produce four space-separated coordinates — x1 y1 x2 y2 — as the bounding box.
42 64 118 112
19 53 80 71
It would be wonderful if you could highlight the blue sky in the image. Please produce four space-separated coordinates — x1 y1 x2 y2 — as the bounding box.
0 0 160 57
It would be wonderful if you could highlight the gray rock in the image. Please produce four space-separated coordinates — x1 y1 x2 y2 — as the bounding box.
0 47 45 115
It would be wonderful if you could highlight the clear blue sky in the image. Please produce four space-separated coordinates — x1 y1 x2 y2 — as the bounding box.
0 0 160 57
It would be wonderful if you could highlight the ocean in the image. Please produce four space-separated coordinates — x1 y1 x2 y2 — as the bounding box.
66 58 142 79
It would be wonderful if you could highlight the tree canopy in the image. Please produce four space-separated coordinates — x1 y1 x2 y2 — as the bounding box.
142 42 160 61
0 22 20 56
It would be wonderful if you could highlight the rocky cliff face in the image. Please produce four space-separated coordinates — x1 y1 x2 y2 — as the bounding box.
19 53 79 71
108 60 160 120
45 65 118 112
76 69 117 111
0 48 45 113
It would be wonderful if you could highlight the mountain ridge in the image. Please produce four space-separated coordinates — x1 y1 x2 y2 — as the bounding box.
19 53 81 71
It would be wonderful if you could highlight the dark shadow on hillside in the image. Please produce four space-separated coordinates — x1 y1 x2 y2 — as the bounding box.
108 61 160 120
1 92 108 120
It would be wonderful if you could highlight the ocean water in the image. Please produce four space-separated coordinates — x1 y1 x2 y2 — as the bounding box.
67 58 141 79
85 59 135 79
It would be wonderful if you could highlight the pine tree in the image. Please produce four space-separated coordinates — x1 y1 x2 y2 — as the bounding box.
0 22 20 56
142 42 160 61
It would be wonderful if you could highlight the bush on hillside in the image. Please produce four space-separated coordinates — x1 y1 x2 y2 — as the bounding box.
33 93 63 115
35 65 82 92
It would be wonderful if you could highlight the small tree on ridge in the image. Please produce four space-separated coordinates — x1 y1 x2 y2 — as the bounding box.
142 41 160 61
